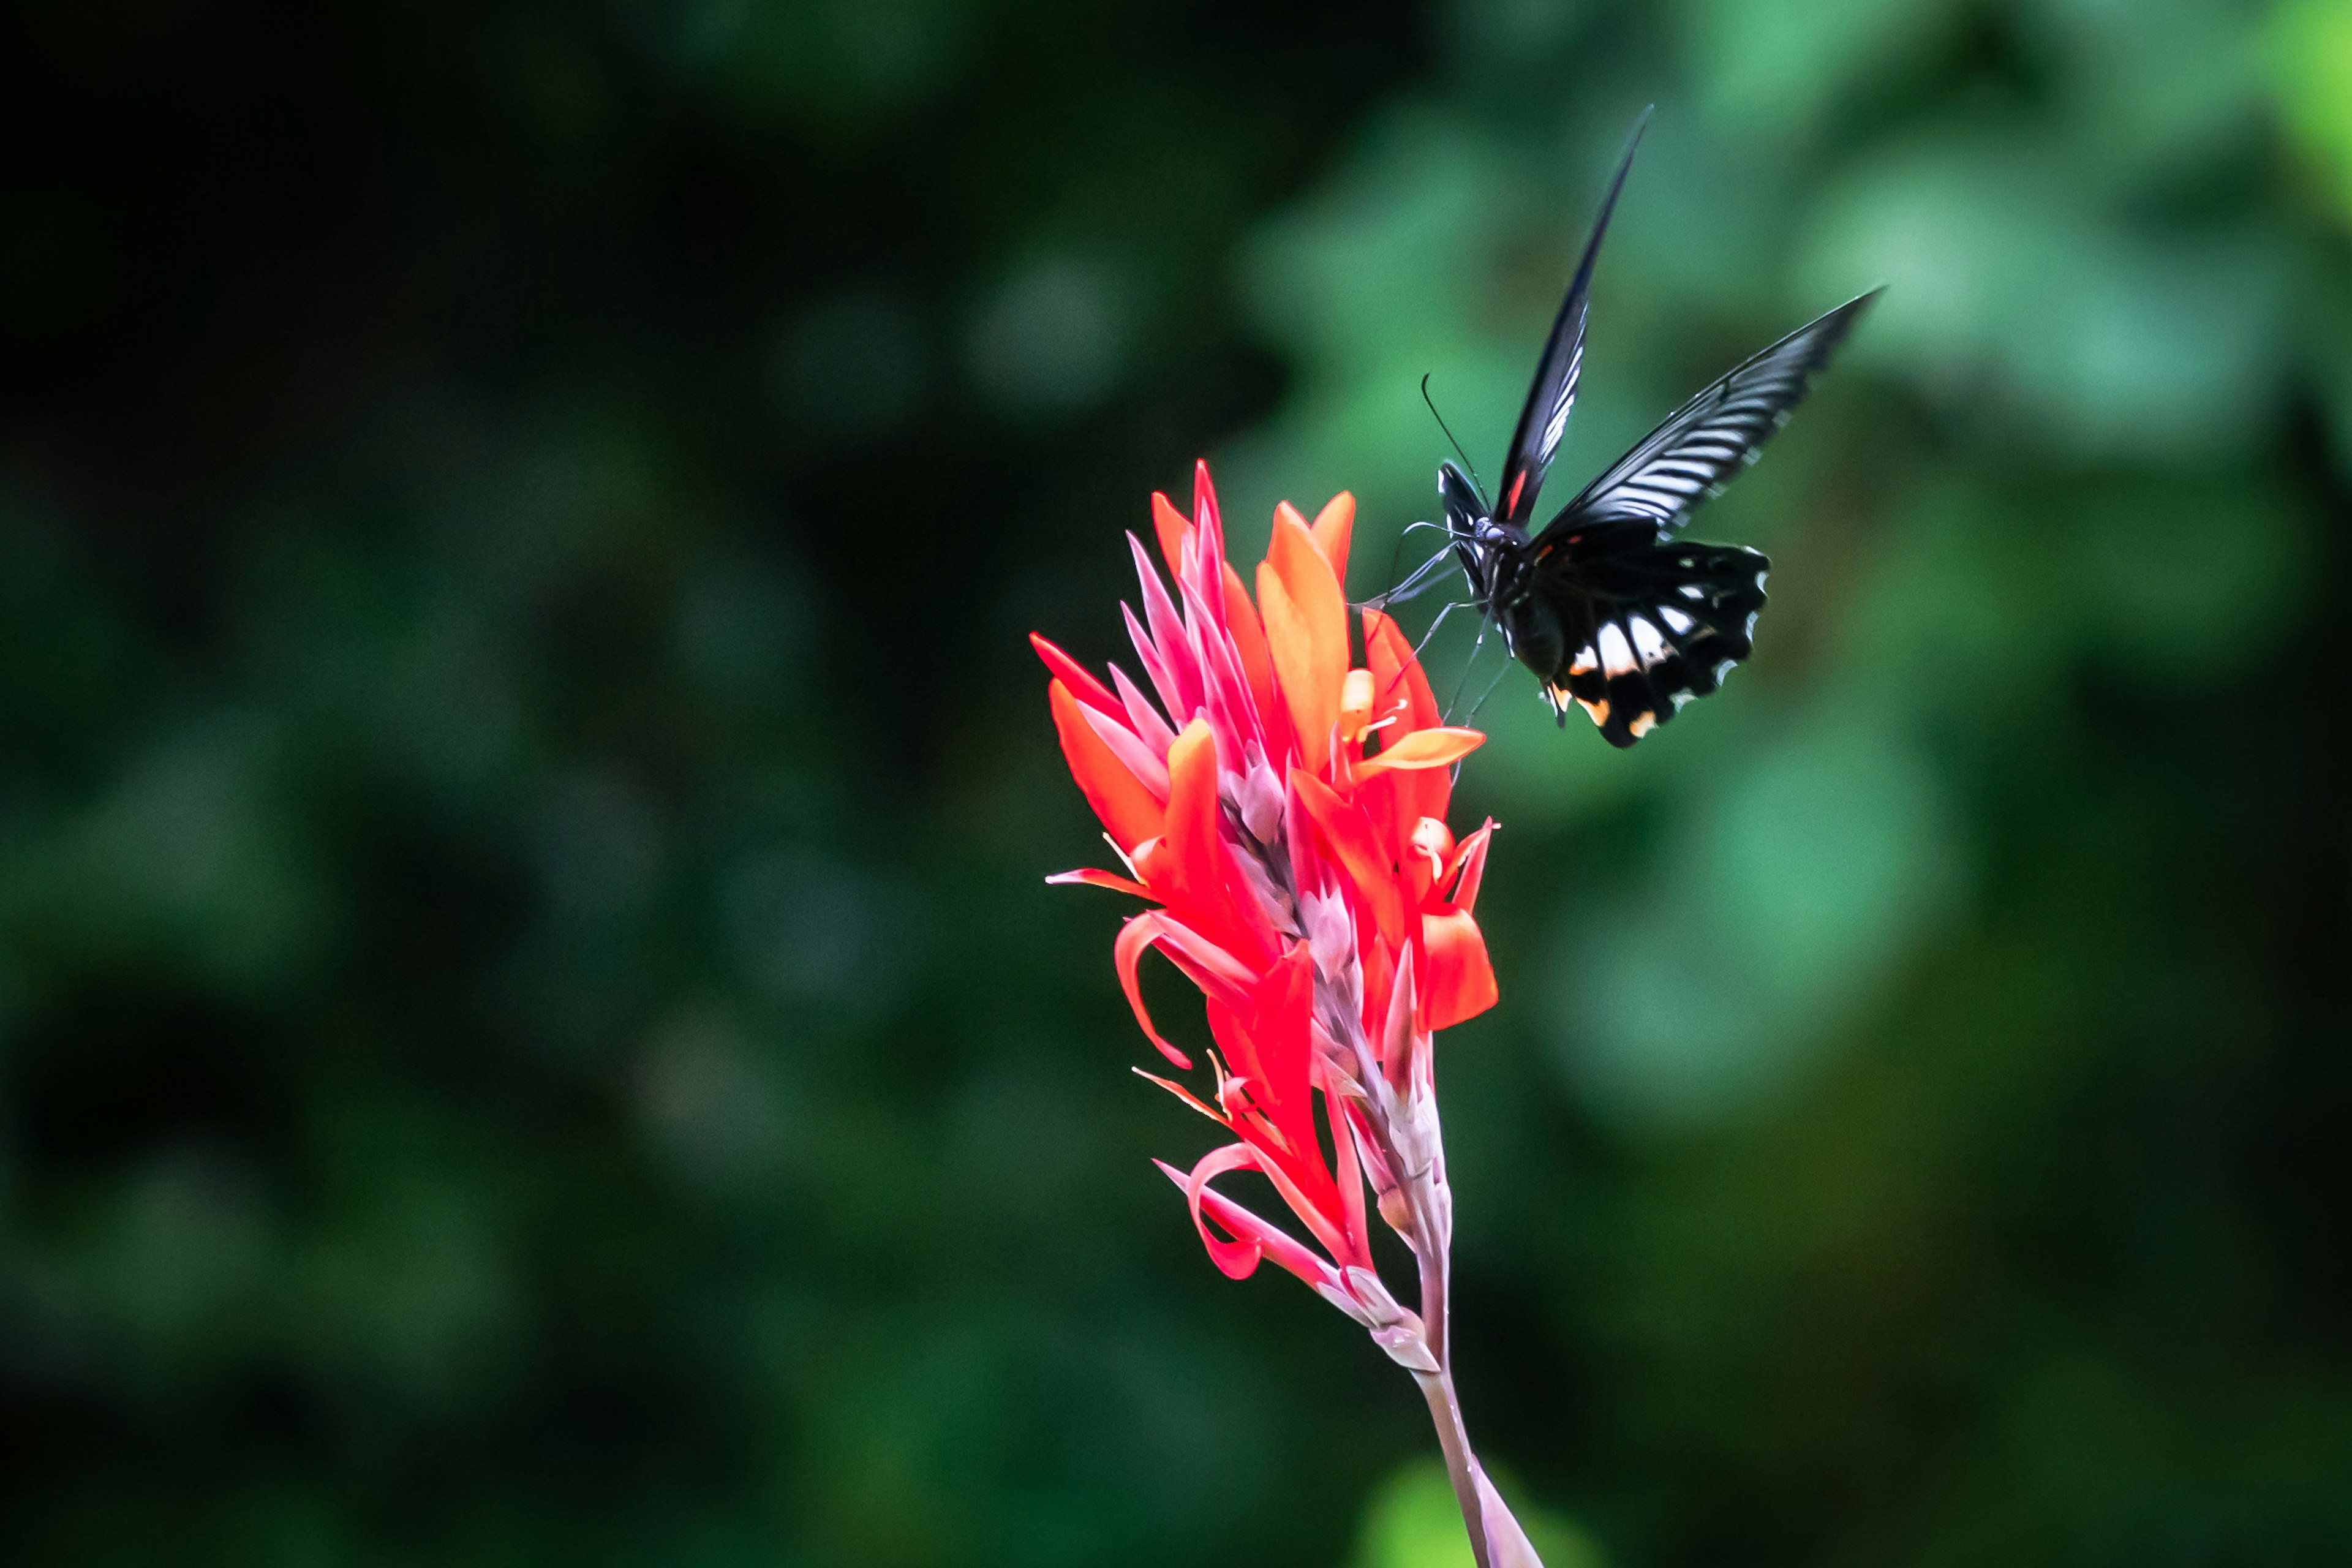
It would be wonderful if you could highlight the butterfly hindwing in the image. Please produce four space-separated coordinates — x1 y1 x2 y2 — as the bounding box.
1534 526 1768 748
1544 288 1881 538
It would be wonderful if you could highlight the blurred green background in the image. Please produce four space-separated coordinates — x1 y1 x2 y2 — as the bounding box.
4 0 2350 1562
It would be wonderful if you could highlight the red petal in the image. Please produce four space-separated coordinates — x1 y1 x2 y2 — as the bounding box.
1050 680 1163 851
1361 609 1442 733
1208 945 1316 1150
1031 632 1122 717
1291 769 1411 948
1112 911 1260 1071
1114 914 1193 1069
1192 459 1221 537
1361 608 1450 833
1444 821 1494 913
1046 867 1152 899
1160 722 1276 966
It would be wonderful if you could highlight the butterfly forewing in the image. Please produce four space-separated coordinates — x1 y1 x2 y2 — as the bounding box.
1493 113 1648 530
1536 529 1770 747
1544 288 1881 537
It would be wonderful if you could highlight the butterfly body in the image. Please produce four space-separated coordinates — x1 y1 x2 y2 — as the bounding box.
1436 114 1877 747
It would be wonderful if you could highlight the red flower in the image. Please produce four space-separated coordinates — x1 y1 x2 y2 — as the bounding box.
1038 462 1551 1567
1035 461 1494 1326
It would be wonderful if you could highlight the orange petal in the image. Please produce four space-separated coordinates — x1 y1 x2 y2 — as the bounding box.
1152 491 1193 576
1257 527 1348 776
1291 769 1410 949
1310 491 1355 586
1266 508 1349 689
1422 908 1498 1030
1359 726 1485 774
1051 680 1164 851
1164 722 1224 889
1256 569 1322 773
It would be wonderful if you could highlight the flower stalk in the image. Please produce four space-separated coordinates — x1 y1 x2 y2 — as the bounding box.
1037 462 1539 1566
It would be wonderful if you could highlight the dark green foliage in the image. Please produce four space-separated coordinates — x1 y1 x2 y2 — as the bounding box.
2 1 2348 1564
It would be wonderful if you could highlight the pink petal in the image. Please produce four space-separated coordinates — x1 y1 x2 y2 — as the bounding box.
1079 701 1170 799
1155 1150 1336 1288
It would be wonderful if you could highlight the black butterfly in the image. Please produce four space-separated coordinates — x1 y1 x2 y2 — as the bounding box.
1437 119 1879 747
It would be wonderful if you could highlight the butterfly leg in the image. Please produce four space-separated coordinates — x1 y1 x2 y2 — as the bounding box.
1444 607 1498 725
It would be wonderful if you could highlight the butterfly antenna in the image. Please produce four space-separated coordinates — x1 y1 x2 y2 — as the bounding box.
1422 374 1483 494
1365 522 1457 612
1372 544 1456 609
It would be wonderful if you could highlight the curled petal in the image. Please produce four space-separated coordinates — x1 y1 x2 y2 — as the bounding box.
1114 916 1193 1068
1421 908 1498 1030
1112 910 1257 1069
1156 1150 1336 1287
1050 681 1163 851
1411 816 1455 870
1359 726 1485 774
